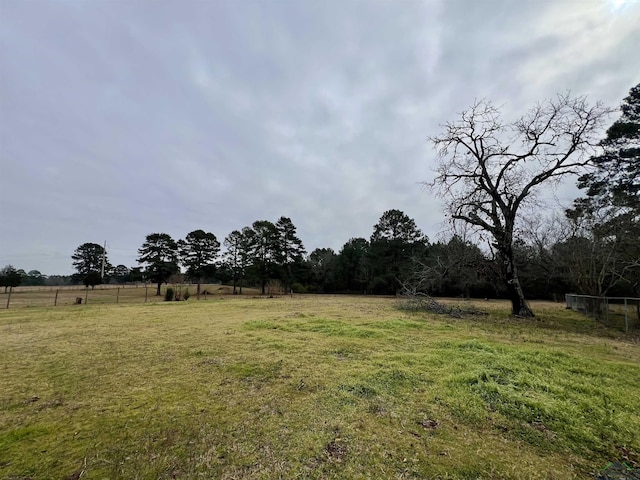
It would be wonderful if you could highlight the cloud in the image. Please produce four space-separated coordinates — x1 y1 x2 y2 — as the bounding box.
1 0 638 273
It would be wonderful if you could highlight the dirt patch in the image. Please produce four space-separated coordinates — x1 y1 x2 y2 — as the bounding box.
325 440 347 461
419 419 440 429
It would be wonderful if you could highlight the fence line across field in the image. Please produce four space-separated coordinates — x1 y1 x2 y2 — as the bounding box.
2 284 197 308
8 283 146 293
565 294 640 333
2 285 152 308
1 283 267 309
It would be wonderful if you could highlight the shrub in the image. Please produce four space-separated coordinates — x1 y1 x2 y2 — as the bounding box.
183 289 190 301
164 287 174 302
291 283 307 294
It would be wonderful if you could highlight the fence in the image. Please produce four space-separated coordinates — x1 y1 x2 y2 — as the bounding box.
565 294 640 333
0 283 265 309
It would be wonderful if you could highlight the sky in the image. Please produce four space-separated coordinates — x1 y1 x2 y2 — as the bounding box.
1 0 639 275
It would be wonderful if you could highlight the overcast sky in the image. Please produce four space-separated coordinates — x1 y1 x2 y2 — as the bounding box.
1 0 639 275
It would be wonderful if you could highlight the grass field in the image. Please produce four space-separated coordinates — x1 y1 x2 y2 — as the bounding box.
1 296 639 479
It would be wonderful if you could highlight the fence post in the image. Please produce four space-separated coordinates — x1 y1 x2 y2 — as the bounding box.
145 285 148 303
6 287 11 309
624 298 629 334
54 289 59 307
116 287 120 304
85 288 88 305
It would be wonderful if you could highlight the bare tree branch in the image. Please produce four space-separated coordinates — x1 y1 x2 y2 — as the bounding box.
426 93 613 316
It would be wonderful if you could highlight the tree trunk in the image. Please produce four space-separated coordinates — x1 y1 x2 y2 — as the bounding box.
156 282 162 296
502 250 534 317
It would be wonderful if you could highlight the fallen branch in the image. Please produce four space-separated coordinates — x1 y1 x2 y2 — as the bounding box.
396 287 487 318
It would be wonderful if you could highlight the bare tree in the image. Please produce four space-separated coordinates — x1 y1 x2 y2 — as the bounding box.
561 207 640 296
428 93 611 317
406 234 487 298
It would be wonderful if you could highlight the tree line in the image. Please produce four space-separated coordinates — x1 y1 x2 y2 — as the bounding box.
2 84 637 315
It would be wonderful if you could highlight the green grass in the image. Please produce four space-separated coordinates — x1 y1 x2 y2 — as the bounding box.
0 296 638 479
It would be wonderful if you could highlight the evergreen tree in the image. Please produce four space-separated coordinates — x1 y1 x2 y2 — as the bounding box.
112 265 130 283
224 228 257 294
251 220 278 295
308 248 338 293
224 230 243 294
369 210 428 294
336 238 370 293
575 83 639 214
0 265 22 293
72 243 112 279
178 230 220 295
137 233 179 295
568 83 640 295
275 216 306 293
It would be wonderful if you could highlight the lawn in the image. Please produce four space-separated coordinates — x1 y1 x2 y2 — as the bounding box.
1 295 638 479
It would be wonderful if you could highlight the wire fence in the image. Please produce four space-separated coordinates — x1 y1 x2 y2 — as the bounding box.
0 283 266 309
565 294 640 333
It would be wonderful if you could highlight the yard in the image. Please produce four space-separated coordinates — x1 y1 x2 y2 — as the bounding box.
1 295 638 479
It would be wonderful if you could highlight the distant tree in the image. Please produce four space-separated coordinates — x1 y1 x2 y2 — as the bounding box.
224 230 242 294
84 271 103 289
45 275 73 286
178 230 220 295
24 270 46 286
429 94 611 317
128 267 144 283
72 243 112 279
371 209 425 244
0 265 22 292
112 265 130 284
336 238 370 293
369 210 428 294
251 220 279 295
308 248 338 293
559 214 640 296
214 261 234 286
408 235 490 298
167 272 185 285
16 269 28 286
137 233 179 296
505 217 571 301
224 229 253 294
238 227 257 293
275 217 306 293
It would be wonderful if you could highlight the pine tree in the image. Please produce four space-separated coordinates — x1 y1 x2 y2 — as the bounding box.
568 83 640 295
178 230 220 295
137 233 179 296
